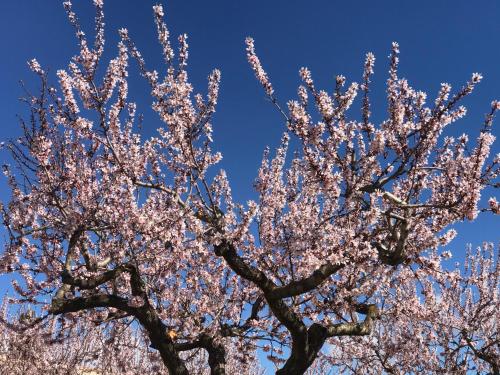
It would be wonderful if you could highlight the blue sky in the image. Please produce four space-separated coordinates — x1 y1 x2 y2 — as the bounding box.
2 0 498 257
0 0 499 369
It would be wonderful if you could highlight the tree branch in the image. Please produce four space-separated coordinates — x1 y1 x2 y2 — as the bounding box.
326 304 378 337
267 263 344 300
61 264 131 290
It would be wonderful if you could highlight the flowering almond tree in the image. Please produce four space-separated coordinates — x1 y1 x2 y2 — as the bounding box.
0 298 265 374
0 298 161 374
0 1 498 374
325 244 499 374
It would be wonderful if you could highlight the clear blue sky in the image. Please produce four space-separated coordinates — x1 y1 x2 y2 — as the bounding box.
0 0 499 368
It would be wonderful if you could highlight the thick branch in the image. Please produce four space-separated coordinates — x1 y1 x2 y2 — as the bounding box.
174 341 202 352
221 295 265 337
326 304 378 337
133 305 190 375
175 334 226 375
276 323 328 375
214 241 275 292
199 334 226 375
267 263 344 300
61 265 130 290
49 294 132 315
52 264 190 375
54 227 85 301
276 306 378 375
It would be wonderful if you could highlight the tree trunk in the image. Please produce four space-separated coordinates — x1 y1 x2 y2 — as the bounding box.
276 324 328 375
136 307 190 375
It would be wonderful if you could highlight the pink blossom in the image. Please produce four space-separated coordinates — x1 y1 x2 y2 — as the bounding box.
1 1 498 373
245 37 274 96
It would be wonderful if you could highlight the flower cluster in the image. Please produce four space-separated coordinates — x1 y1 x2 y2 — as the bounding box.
0 1 498 373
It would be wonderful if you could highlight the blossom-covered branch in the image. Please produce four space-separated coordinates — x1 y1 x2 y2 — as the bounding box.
0 0 498 374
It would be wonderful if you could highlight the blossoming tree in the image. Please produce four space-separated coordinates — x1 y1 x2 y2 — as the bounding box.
0 299 159 374
0 298 265 374
0 1 498 374
325 244 499 374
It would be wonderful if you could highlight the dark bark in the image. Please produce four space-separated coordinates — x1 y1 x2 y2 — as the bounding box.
51 261 192 375
214 240 377 375
266 263 344 300
214 241 275 291
134 305 190 375
175 335 227 375
61 264 130 289
214 241 343 300
276 324 328 375
200 334 226 375
277 306 378 375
